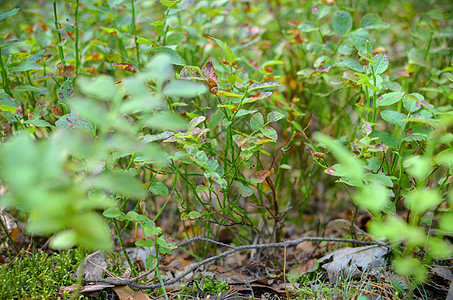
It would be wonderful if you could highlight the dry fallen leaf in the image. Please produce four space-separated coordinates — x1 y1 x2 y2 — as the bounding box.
113 285 151 300
318 245 390 284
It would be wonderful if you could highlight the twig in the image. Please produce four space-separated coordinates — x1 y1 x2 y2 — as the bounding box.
177 237 235 249
84 236 389 290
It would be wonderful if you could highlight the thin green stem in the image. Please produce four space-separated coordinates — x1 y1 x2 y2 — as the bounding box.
74 0 80 80
0 215 19 254
131 0 141 68
112 219 138 277
0 43 12 96
53 0 66 67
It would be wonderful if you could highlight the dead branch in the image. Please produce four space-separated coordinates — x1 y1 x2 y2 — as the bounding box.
84 236 390 290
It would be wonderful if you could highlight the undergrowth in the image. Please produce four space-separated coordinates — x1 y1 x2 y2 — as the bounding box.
0 0 452 299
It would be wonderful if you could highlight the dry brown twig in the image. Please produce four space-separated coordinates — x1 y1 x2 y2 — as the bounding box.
84 236 390 290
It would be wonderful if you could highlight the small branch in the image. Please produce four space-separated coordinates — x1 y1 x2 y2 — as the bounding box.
84 236 389 290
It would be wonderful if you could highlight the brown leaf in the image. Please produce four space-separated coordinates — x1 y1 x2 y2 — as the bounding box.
112 63 137 73
57 62 76 78
113 286 151 300
201 60 219 83
51 104 62 116
252 169 273 183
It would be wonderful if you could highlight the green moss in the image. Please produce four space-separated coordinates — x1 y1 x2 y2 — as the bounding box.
0 249 86 299
181 275 229 297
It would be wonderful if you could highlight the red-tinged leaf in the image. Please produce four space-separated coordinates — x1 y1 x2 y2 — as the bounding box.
189 116 206 130
237 182 254 197
201 60 219 83
248 82 282 92
342 70 360 83
101 27 119 36
391 69 410 80
142 131 174 143
191 127 202 135
236 135 249 147
86 52 105 61
55 112 94 134
0 92 22 121
57 79 74 104
112 63 137 73
218 104 237 111
260 126 278 141
180 66 203 80
251 169 273 183
324 166 336 176
243 91 272 104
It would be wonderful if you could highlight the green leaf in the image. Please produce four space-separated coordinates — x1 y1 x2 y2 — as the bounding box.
298 21 318 32
372 53 389 75
0 92 21 121
8 61 43 72
136 37 154 44
376 92 405 107
146 256 158 270
160 0 178 8
50 230 76 249
349 29 370 52
360 13 389 30
196 185 209 193
151 47 185 65
250 113 264 131
260 126 278 141
208 109 224 130
369 130 399 148
338 58 363 72
405 189 442 214
313 4 330 19
145 112 187 130
162 80 207 97
393 257 426 284
212 38 238 63
236 109 258 117
0 8 20 22
188 211 201 220
71 213 113 250
57 79 74 104
267 111 284 123
136 239 155 247
13 85 45 93
87 172 145 199
103 207 123 219
332 10 352 35
363 172 394 187
355 182 389 215
380 110 407 127
237 182 253 197
24 119 52 127
149 182 169 196
55 112 94 133
404 155 432 182
314 133 364 184
78 76 117 101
